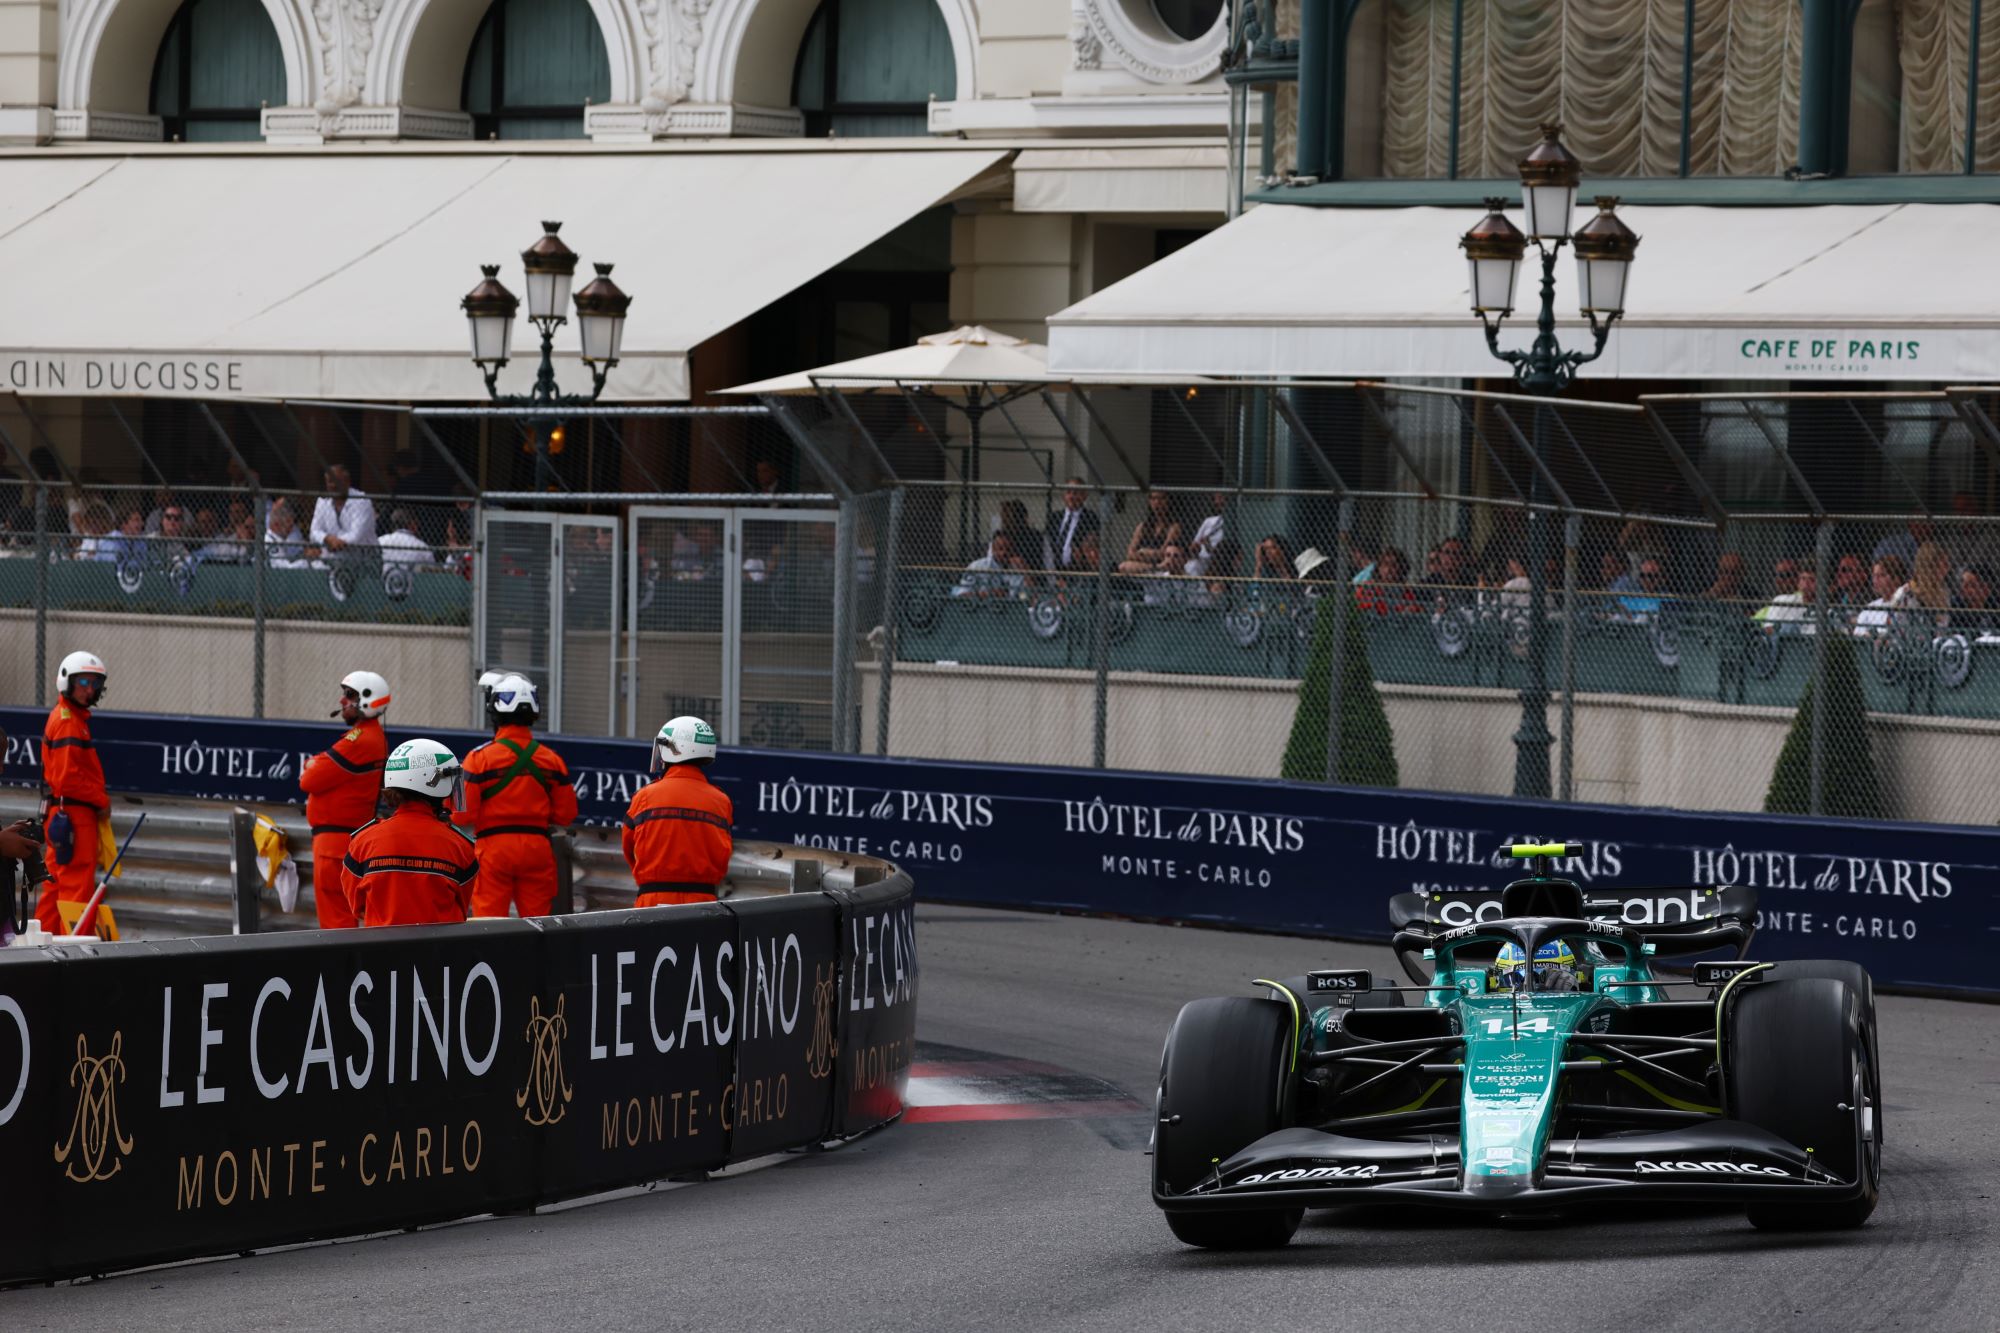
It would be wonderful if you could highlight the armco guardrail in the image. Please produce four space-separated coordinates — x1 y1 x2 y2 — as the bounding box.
3 707 1994 997
0 789 897 938
0 873 916 1284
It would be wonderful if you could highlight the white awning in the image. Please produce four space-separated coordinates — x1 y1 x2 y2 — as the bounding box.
1048 201 2000 383
1012 146 1229 215
0 145 1009 402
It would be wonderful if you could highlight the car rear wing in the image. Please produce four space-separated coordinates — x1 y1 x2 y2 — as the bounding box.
1389 883 1758 941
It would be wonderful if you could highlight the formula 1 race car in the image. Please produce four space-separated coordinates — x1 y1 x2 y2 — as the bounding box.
1151 844 1882 1249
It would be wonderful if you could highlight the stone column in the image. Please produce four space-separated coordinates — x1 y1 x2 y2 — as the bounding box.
0 0 56 144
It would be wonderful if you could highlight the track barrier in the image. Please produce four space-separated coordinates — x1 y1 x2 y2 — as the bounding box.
2 705 1995 1001
0 869 916 1284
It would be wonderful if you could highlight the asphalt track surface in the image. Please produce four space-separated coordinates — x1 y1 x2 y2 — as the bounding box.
8 905 1998 1332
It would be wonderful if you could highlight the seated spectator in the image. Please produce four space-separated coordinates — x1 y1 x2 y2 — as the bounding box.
1704 552 1747 602
152 503 191 560
1890 541 1954 631
1829 553 1870 613
1196 535 1242 604
1759 569 1817 632
1061 525 1103 576
1871 518 1934 576
102 507 147 565
954 531 1030 598
264 499 314 568
1610 558 1665 619
1594 550 1629 591
72 502 116 561
1956 564 1998 635
1118 490 1183 575
1045 477 1100 571
1421 546 1444 584
311 464 377 555
1852 554 1907 635
1183 492 1227 577
378 509 434 567
1253 534 1294 581
996 500 1041 572
1357 547 1422 615
1426 536 1470 588
1770 556 1799 599
194 514 255 565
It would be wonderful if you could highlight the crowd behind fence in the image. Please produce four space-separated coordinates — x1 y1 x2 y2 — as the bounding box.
3 388 1997 828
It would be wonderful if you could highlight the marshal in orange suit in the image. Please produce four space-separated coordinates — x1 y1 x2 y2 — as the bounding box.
623 716 733 907
299 669 390 929
36 650 111 935
455 674 577 918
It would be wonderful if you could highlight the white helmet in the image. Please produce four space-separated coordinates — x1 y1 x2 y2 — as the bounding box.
489 674 539 720
476 670 506 701
383 738 464 803
340 669 391 719
653 715 718 773
57 650 108 702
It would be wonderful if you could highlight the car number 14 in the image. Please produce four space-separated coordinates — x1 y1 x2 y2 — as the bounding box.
1482 1015 1554 1035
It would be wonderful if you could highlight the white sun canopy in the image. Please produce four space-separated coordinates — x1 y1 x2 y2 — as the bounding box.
1047 201 2000 383
0 145 1008 402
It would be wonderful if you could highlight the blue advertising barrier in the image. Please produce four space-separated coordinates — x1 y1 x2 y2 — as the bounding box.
3 707 1995 997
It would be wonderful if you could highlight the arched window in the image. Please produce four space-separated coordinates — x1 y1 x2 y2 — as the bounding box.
148 0 286 142
462 0 611 140
792 0 956 137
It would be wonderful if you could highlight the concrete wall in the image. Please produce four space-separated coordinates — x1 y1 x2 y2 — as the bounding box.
2 609 471 730
0 0 55 143
859 662 2000 826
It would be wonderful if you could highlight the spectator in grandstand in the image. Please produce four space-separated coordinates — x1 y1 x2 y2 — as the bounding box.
263 499 312 567
1852 554 1907 636
1118 490 1183 575
1063 530 1103 580
143 486 176 535
1759 568 1817 632
194 513 255 565
1956 564 1998 635
1890 541 1954 630
378 509 433 566
1426 536 1470 588
1592 549 1628 591
953 531 1030 599
1770 556 1799 597
152 503 191 560
311 464 377 554
994 499 1040 569
1703 552 1745 601
1830 553 1871 615
753 459 784 497
1607 557 1666 620
102 507 147 565
1872 517 1941 577
1045 477 1101 572
1253 533 1295 581
1357 547 1422 615
71 502 116 561
1182 492 1227 578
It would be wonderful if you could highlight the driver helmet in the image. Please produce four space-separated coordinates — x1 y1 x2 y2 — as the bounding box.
1495 939 1580 991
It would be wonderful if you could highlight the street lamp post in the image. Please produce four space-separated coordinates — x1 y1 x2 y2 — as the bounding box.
461 221 632 489
1457 124 1639 799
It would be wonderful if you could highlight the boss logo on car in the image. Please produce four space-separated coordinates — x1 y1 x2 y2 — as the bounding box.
1306 969 1372 992
1634 1160 1789 1177
1232 1165 1380 1186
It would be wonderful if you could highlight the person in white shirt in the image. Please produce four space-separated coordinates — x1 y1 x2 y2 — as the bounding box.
1183 491 1227 577
263 499 314 568
310 465 377 554
952 531 1030 599
377 509 434 566
1759 569 1817 633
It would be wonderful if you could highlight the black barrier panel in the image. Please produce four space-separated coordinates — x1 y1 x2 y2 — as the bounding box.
829 882 919 1138
8 705 1999 996
724 893 840 1160
531 906 736 1202
0 879 916 1286
0 953 57 1280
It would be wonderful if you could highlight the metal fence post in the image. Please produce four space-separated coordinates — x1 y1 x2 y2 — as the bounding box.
32 484 48 707
1091 494 1111 770
830 497 858 753
252 488 267 719
1560 513 1579 802
874 488 903 757
1325 496 1354 784
1809 520 1832 816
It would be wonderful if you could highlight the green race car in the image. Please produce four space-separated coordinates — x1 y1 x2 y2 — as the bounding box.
1151 843 1882 1249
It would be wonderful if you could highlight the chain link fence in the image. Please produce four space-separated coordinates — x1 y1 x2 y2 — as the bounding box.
5 387 1999 827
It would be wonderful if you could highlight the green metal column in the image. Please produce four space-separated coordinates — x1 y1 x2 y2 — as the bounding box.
1797 0 1860 177
1296 1 1364 181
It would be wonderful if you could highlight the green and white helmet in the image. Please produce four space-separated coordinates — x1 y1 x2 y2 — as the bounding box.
383 737 464 801
653 715 718 772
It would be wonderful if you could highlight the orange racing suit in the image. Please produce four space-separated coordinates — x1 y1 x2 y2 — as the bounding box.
622 765 733 906
37 698 108 934
300 716 386 928
454 724 578 917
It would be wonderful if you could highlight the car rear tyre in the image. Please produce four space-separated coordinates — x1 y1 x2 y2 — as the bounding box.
1726 977 1880 1230
1155 996 1301 1249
